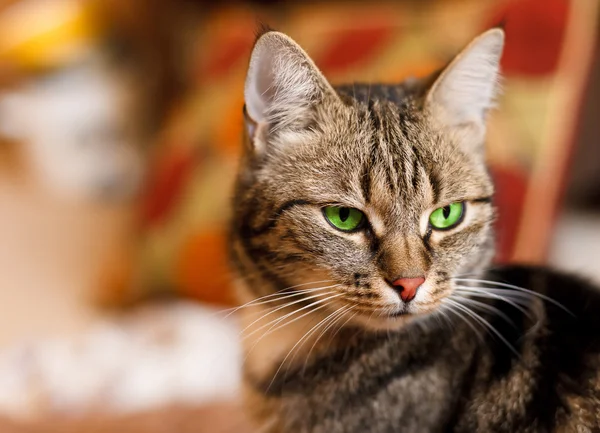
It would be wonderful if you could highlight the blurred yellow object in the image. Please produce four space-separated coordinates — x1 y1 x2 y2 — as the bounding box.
0 0 103 72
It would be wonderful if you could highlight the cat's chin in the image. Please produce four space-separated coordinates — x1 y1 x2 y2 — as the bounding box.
347 302 442 331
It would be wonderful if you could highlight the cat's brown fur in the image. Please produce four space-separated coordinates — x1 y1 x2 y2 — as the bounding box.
229 28 600 432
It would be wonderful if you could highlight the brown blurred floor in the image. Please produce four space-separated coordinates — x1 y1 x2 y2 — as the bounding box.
0 402 251 433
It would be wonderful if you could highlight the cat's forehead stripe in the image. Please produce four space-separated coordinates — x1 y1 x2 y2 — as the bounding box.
356 99 438 220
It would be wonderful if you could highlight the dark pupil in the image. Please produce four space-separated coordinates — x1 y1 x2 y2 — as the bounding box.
442 206 451 219
339 207 350 222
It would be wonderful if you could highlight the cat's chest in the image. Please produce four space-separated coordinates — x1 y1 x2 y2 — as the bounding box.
277 359 455 433
272 331 467 433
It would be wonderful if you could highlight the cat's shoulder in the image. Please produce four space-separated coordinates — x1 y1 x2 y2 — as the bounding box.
488 264 600 336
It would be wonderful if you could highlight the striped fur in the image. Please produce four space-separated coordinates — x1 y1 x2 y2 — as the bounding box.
229 29 600 432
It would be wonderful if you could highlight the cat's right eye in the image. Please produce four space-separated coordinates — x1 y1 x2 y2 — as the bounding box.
323 206 365 232
429 202 465 230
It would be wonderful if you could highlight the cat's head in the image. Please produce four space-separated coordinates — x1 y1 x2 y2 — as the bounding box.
230 29 504 329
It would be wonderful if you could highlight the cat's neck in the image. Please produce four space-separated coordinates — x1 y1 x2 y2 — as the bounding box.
239 295 458 388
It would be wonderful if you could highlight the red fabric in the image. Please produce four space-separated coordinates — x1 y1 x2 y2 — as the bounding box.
316 25 394 74
140 145 199 228
492 166 528 263
486 0 569 76
196 33 254 84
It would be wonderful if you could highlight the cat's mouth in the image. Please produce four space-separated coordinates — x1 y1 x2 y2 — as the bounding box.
388 307 410 317
347 296 444 329
332 279 447 328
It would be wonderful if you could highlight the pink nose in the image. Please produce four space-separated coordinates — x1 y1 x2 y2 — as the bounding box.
391 277 425 303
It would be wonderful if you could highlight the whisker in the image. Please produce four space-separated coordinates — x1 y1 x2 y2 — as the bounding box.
267 305 346 393
242 292 342 340
302 305 353 373
242 296 342 365
224 285 335 318
454 266 503 279
432 304 455 333
459 287 537 303
439 302 484 341
220 279 335 317
451 295 518 330
239 285 340 336
365 307 378 328
325 309 359 352
454 286 534 319
454 278 574 316
445 298 521 358
254 295 341 341
290 307 348 377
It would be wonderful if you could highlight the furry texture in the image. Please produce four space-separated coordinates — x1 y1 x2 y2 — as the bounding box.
229 29 600 432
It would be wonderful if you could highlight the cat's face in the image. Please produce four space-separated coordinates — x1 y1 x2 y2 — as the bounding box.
231 29 503 329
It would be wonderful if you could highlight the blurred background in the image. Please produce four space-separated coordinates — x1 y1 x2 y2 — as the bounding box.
0 0 598 431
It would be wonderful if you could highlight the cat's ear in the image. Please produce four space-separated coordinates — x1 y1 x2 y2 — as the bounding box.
426 29 504 142
244 30 337 151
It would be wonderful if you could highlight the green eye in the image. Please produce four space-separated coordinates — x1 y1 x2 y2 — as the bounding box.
323 206 365 232
429 202 465 230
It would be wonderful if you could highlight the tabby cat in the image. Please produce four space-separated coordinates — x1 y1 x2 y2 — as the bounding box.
228 28 600 432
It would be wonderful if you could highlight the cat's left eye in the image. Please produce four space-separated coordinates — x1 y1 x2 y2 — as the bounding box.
429 202 465 230
323 206 365 232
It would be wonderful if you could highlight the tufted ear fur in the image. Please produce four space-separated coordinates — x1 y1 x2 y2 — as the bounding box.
426 29 504 148
244 30 338 151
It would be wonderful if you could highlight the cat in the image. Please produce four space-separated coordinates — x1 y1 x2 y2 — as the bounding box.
228 27 600 432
